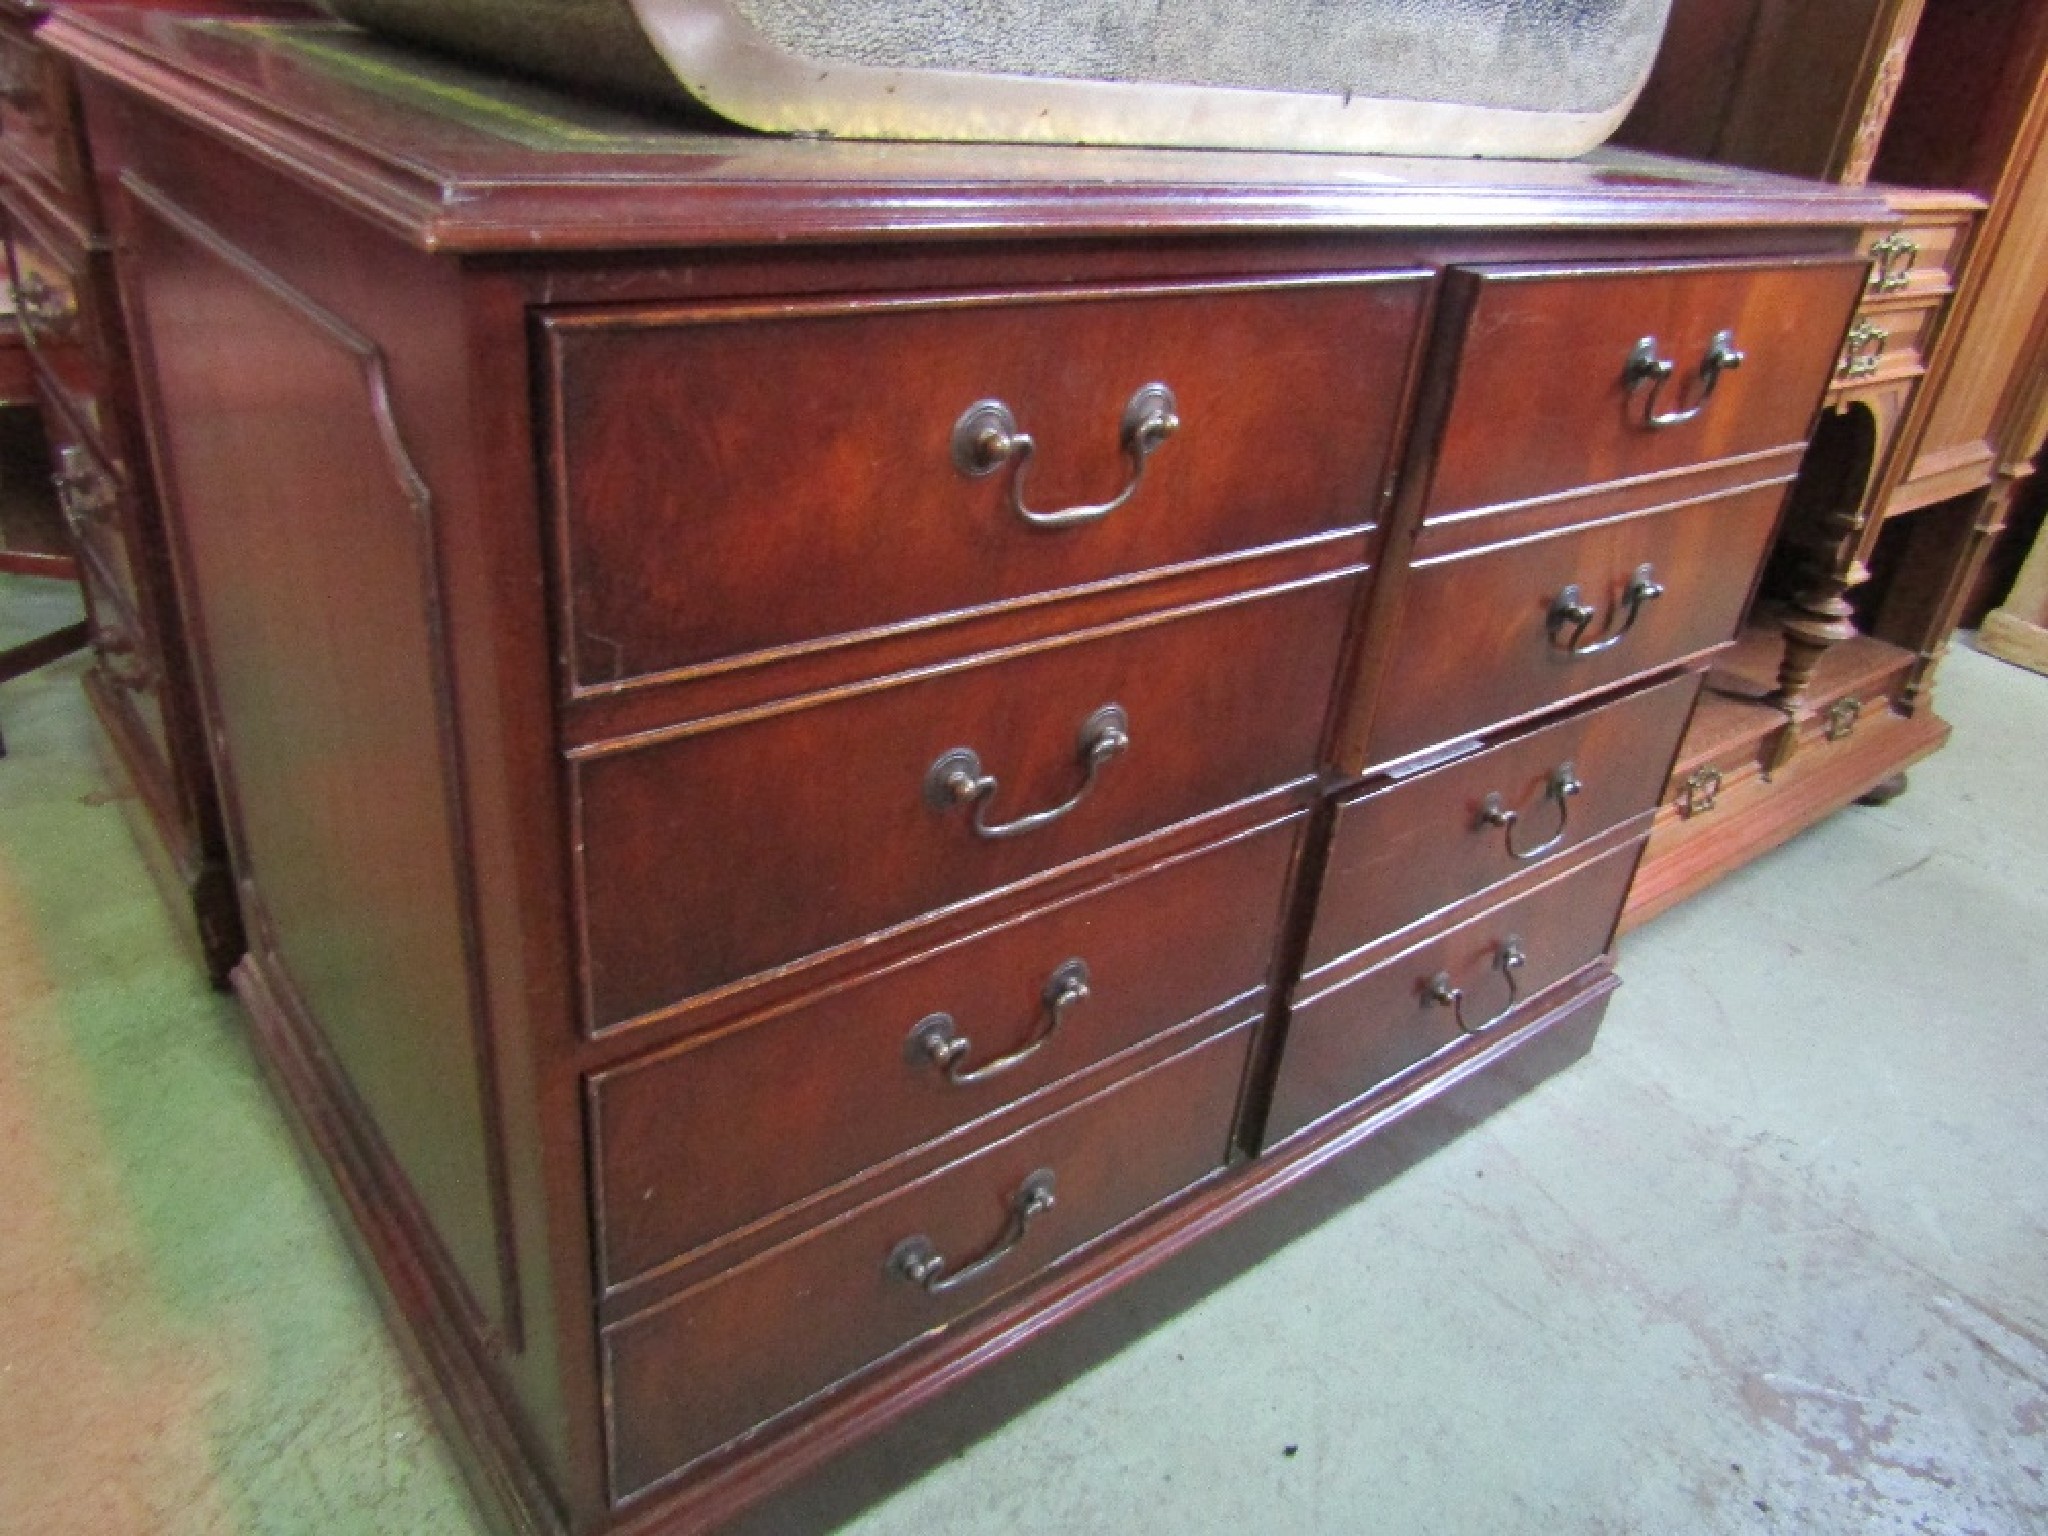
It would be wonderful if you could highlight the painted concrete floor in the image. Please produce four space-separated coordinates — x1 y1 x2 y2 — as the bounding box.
2 569 2043 1535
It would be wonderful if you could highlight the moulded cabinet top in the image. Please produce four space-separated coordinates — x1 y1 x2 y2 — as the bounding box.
44 9 1890 255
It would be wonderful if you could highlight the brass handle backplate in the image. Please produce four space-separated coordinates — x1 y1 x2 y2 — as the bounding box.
906 959 1091 1087
1824 696 1863 742
91 616 156 692
1480 763 1583 862
1425 936 1528 1036
952 383 1179 529
1678 765 1722 818
1868 232 1919 293
1624 330 1745 429
925 704 1129 840
1839 320 1888 380
1548 564 1665 657
51 446 115 528
887 1168 1057 1296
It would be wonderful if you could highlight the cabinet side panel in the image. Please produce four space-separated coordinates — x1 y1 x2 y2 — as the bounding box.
116 177 507 1346
84 75 594 1515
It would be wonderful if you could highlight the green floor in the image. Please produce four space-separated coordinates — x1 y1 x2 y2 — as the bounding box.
0 576 476 1534
4 567 2044 1534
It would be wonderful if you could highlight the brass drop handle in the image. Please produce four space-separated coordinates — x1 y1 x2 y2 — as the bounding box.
1548 564 1665 656
907 959 1090 1087
888 1168 1057 1296
1480 763 1583 862
1824 696 1862 742
1624 329 1744 429
925 704 1129 841
952 383 1179 529
51 446 115 527
1425 936 1527 1036
14 271 76 336
92 616 157 692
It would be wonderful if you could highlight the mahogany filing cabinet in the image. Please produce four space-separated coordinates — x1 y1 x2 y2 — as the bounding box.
47 13 1882 1534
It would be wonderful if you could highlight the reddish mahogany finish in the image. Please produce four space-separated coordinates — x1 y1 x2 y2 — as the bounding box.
1357 477 1793 770
0 19 65 191
1268 835 1648 1145
574 573 1353 1028
1419 256 1867 519
603 1015 1253 1504
544 274 1426 691
1307 669 1701 971
0 0 287 981
5 188 112 435
40 10 1884 1535
591 811 1301 1292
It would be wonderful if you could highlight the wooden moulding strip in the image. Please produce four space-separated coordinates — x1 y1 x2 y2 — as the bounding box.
1620 706 1950 933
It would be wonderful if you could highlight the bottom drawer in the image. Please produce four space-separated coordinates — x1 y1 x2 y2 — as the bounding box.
603 1014 1253 1503
1266 837 1644 1145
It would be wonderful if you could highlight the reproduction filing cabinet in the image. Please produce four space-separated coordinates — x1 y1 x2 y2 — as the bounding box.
48 12 1880 1534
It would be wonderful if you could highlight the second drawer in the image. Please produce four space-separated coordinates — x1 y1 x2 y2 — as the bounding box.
572 570 1354 1031
589 810 1301 1291
1356 477 1784 769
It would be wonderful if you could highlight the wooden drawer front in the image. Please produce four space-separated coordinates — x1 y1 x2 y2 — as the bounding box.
543 272 1426 691
1359 479 1785 770
1421 257 1864 519
1309 671 1698 972
575 573 1353 1030
604 1016 1250 1501
1267 839 1641 1145
592 812 1297 1290
0 29 68 202
1860 213 1969 302
5 203 114 446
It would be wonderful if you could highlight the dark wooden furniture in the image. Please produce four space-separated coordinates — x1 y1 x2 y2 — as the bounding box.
1623 186 1980 924
0 305 36 410
1615 0 1928 187
48 13 1881 1534
1 263 84 757
0 0 263 974
1617 0 2048 927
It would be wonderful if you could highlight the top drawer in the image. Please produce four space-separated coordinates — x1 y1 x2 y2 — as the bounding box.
541 272 1428 693
1858 204 1973 302
1417 257 1866 519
